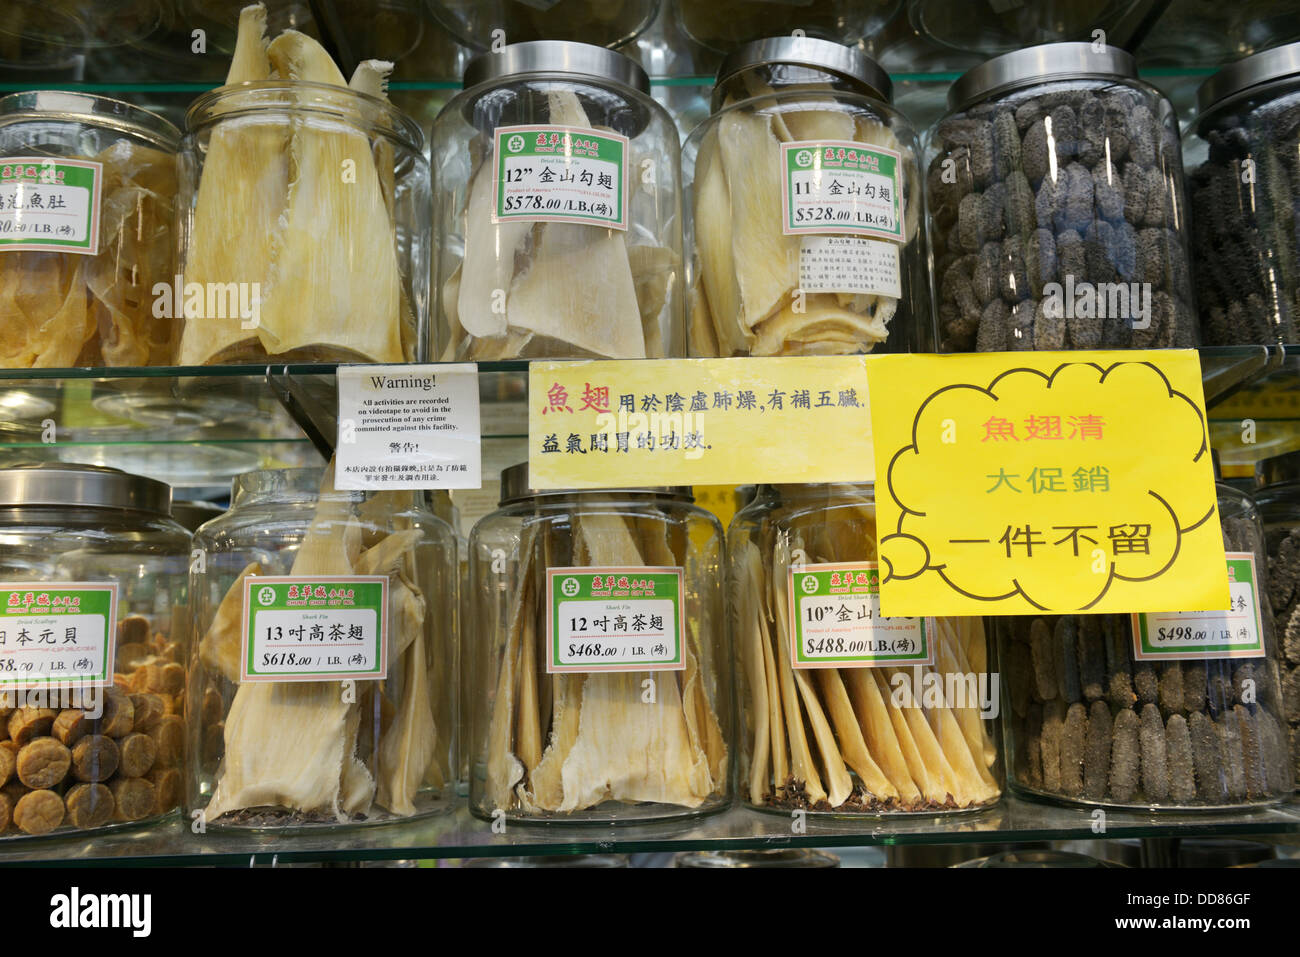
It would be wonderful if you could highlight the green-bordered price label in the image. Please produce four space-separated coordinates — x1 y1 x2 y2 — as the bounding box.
0 583 116 686
1130 552 1265 660
0 158 102 254
241 576 388 682
547 565 684 672
493 125 628 230
781 140 903 240
788 562 933 668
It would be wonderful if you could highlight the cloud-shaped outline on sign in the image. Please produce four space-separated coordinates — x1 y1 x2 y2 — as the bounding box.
878 360 1218 610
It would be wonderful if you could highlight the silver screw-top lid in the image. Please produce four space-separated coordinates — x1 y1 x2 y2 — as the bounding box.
946 41 1138 113
0 463 172 515
462 40 650 96
499 462 691 504
1256 449 1300 488
0 91 180 150
714 36 892 108
1198 40 1300 115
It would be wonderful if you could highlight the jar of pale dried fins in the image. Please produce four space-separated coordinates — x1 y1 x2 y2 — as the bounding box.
0 91 178 368
467 465 730 822
728 483 1001 814
0 463 191 837
176 3 430 365
187 465 457 829
433 41 683 360
684 38 930 357
996 485 1291 809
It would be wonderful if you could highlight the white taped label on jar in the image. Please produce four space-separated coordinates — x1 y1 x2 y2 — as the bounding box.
0 583 117 687
1130 553 1265 660
241 576 389 681
493 125 628 231
787 562 933 668
781 139 903 241
547 566 684 672
0 157 102 255
799 235 902 299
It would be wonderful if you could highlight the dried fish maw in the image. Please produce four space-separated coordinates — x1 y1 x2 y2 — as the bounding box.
844 668 921 806
456 163 526 340
751 295 891 357
816 668 897 802
693 126 747 355
178 3 284 365
718 110 799 329
377 631 437 816
507 224 645 357
199 560 263 685
254 31 402 362
0 252 91 367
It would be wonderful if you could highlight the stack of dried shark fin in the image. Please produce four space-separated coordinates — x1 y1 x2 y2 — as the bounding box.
0 134 176 367
691 81 920 356
734 492 998 811
178 3 413 365
483 508 726 814
441 89 675 360
197 467 444 823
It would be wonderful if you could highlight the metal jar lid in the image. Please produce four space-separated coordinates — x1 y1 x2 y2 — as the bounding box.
714 36 892 108
0 463 172 515
499 462 690 505
1256 449 1300 489
462 40 650 97
0 91 180 150
946 41 1138 114
1198 41 1300 115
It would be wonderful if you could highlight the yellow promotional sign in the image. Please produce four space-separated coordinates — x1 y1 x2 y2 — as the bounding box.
867 350 1228 617
528 357 874 488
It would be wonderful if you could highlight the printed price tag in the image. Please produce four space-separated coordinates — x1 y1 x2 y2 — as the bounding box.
789 563 932 668
336 363 482 489
0 584 116 687
782 140 903 240
494 125 628 230
868 350 1227 616
1131 553 1265 660
799 236 902 298
241 577 388 681
0 157 102 254
547 566 684 672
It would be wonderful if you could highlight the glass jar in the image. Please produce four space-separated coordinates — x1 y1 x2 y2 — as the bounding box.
176 12 431 366
1253 450 1300 788
1186 43 1300 344
187 467 457 829
427 0 659 51
907 0 1142 57
467 464 729 822
996 485 1291 809
729 483 1001 813
433 41 683 361
675 1 899 54
0 91 179 368
0 463 190 838
927 43 1198 352
684 38 932 357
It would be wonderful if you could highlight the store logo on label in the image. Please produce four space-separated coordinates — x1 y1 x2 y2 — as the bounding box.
507 134 526 153
257 586 276 605
801 575 820 594
560 577 580 597
795 149 814 168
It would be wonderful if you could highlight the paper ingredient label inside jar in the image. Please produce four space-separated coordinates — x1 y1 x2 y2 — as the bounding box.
547 566 684 673
1130 552 1266 660
493 125 628 231
0 583 117 687
788 563 933 668
0 157 102 255
799 235 902 299
241 577 388 682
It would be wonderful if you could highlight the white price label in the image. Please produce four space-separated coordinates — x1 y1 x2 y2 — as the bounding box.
782 140 904 240
0 157 102 254
788 563 932 668
547 566 684 672
241 577 388 681
1131 553 1265 660
0 583 116 687
799 235 902 298
493 125 628 231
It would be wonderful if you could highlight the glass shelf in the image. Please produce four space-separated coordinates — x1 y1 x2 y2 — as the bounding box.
2 796 1299 866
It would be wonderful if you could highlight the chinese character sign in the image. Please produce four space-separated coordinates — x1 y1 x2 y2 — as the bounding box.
867 351 1227 616
528 357 875 488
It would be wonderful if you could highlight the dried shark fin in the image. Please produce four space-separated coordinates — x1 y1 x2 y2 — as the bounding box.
751 295 893 356
198 560 263 685
736 541 772 804
770 537 826 803
875 669 949 805
693 124 749 355
815 668 898 802
844 668 921 806
484 524 536 810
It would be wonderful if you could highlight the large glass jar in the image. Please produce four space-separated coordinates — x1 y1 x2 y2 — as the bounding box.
176 7 430 365
186 467 457 829
729 483 1001 814
1253 450 1300 788
433 41 683 360
1186 43 1300 344
0 463 190 837
907 0 1143 57
683 38 931 358
927 43 1198 352
0 91 179 368
996 485 1291 809
467 464 729 822
427 0 659 51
